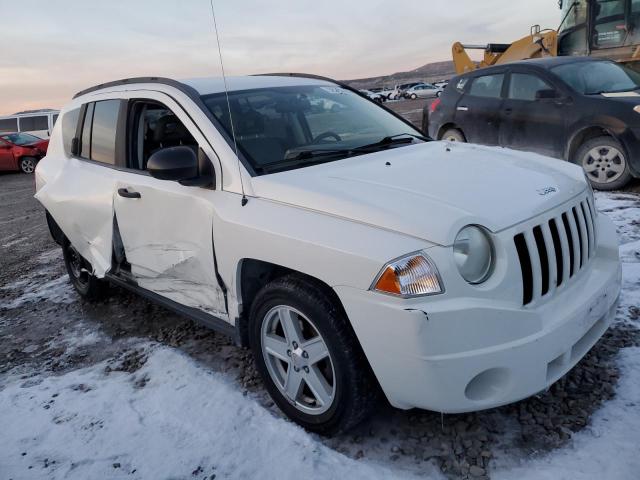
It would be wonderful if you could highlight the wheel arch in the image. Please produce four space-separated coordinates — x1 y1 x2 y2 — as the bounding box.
565 125 618 162
235 258 351 349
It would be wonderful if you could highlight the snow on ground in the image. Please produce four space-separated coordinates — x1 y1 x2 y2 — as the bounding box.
0 343 440 480
491 191 640 479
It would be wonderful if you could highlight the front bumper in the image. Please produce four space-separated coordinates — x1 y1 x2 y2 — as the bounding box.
336 213 621 413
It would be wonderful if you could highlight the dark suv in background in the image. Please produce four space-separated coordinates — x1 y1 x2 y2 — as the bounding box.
426 57 640 190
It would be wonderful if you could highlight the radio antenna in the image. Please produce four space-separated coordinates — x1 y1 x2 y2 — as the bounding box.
209 0 247 206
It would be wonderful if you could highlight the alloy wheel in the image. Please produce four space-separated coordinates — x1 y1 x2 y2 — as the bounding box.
261 305 336 415
66 244 90 288
582 145 626 184
20 158 35 173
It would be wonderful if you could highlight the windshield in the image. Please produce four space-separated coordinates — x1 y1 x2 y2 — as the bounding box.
201 85 423 175
552 61 640 94
1 132 41 146
559 0 588 32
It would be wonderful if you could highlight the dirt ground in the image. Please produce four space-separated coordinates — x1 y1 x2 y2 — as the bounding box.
1 142 639 479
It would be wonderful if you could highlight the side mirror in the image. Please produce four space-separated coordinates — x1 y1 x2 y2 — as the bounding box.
535 89 559 100
147 146 215 188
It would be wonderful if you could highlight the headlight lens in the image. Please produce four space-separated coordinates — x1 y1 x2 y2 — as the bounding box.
372 253 443 297
453 226 494 284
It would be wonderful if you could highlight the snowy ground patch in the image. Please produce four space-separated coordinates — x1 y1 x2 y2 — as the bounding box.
0 344 440 480
492 348 640 480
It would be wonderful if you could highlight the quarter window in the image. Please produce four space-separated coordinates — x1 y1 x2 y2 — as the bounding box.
508 74 554 101
19 116 48 132
0 118 18 133
90 100 121 165
61 108 81 156
468 74 505 98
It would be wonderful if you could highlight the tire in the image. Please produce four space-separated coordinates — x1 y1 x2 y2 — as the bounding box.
410 93 418 100
436 91 442 98
19 156 37 174
574 136 632 190
441 128 466 143
62 239 106 300
248 274 378 435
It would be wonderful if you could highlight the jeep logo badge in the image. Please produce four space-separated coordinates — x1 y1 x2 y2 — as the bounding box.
537 186 558 196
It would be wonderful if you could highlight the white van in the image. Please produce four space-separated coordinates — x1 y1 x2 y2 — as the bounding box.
0 110 60 139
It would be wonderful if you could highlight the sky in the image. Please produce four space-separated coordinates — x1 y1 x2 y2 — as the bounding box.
0 0 559 115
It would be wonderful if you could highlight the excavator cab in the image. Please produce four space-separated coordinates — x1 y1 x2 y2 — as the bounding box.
558 0 640 65
452 0 640 74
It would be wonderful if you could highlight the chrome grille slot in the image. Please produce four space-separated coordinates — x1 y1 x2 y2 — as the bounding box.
514 196 597 306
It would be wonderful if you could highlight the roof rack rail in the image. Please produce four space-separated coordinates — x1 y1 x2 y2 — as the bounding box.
73 77 197 99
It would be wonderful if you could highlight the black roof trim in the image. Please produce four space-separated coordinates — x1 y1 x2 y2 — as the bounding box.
73 77 197 99
254 72 426 135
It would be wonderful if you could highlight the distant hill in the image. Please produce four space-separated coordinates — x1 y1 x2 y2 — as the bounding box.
343 61 456 89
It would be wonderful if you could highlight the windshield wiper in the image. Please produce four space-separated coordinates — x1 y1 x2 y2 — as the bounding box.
259 133 426 173
586 87 640 95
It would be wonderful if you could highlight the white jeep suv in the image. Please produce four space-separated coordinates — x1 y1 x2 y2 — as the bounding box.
35 74 621 435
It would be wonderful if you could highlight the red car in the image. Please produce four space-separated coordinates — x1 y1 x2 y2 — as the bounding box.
0 133 49 174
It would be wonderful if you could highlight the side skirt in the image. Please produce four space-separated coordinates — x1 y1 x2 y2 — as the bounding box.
105 273 238 341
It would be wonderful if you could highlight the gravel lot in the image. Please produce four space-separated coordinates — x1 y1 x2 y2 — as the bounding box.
1 144 639 479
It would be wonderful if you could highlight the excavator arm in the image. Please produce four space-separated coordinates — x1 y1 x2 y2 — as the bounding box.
452 26 558 75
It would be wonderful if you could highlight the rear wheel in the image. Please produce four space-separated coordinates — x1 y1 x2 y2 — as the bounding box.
249 275 378 435
62 240 106 300
575 136 632 190
441 128 466 143
19 157 37 174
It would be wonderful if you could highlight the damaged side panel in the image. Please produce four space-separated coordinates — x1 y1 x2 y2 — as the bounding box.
113 175 228 320
35 158 116 277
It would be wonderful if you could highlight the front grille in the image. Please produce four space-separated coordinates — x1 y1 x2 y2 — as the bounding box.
514 196 597 306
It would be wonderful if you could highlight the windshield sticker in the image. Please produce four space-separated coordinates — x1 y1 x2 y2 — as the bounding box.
320 86 347 94
601 92 640 98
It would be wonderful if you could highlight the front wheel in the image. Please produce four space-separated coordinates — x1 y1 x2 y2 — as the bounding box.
410 93 418 100
575 136 632 190
249 275 378 435
19 156 37 174
62 240 106 300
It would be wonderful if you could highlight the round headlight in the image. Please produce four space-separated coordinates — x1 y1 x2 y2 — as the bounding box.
453 226 494 284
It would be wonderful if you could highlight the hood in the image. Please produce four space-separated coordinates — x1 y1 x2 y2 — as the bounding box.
250 141 587 246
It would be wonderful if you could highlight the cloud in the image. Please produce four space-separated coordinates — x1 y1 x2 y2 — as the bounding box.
0 0 559 114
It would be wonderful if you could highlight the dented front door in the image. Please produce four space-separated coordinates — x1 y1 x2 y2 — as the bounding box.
113 173 227 319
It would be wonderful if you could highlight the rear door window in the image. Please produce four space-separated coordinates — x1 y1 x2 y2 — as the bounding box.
468 74 505 98
90 100 121 165
80 103 95 159
508 73 553 101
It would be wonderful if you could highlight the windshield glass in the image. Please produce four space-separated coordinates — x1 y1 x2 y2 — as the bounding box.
201 85 422 175
559 0 588 32
1 132 41 145
552 61 640 94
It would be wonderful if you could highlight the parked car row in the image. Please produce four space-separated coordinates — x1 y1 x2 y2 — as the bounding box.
362 81 448 101
34 73 620 435
426 56 640 190
0 132 49 173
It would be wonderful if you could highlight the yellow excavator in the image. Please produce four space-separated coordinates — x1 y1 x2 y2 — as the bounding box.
452 0 640 75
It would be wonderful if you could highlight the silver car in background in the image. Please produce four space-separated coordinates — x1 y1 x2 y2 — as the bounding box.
404 83 442 99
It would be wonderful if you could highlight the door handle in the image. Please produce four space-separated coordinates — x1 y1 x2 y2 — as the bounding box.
504 108 513 115
457 106 469 111
118 188 141 199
